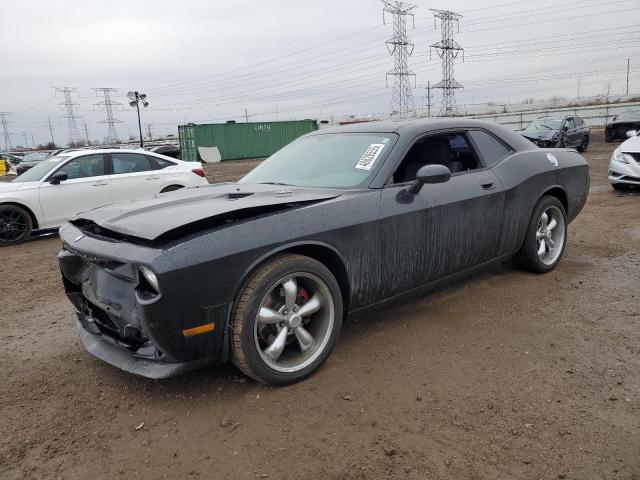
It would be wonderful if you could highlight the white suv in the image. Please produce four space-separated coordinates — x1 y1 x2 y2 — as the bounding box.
609 130 640 190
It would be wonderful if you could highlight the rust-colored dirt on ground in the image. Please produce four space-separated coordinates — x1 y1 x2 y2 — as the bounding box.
1 132 638 479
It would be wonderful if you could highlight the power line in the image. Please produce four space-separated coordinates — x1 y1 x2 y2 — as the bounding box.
430 9 463 116
94 88 122 143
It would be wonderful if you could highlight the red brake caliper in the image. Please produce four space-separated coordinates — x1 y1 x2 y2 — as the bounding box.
297 288 311 323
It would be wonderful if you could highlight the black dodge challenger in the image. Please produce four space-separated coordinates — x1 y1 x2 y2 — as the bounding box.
58 119 589 385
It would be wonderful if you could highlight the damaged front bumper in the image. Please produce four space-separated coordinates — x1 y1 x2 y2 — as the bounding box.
75 313 214 378
59 223 229 379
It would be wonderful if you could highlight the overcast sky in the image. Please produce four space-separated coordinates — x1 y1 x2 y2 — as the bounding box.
1 0 639 147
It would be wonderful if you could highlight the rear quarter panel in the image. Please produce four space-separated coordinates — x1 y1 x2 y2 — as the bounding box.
493 148 589 256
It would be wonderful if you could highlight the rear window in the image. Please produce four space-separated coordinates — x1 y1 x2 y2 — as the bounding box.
148 156 176 170
468 130 512 167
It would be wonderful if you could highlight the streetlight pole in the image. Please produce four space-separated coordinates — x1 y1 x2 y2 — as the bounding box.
128 91 148 148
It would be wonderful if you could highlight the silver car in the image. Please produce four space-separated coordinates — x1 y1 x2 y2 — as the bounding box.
609 129 640 190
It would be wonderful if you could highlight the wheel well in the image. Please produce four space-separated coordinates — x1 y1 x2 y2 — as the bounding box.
543 187 568 214
0 202 39 229
282 244 351 312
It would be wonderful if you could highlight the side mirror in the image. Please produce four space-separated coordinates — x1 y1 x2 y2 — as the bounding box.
49 172 68 185
626 130 638 138
408 164 451 195
562 125 569 132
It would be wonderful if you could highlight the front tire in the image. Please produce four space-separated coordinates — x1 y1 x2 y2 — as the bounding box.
0 204 33 246
230 254 343 385
514 196 567 273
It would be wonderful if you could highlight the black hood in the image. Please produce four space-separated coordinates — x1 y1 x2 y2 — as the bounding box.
71 183 344 241
520 130 559 141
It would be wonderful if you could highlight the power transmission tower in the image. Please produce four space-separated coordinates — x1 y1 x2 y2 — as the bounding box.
430 9 464 117
83 121 90 145
382 1 417 118
146 124 153 141
47 118 56 146
94 88 122 143
22 132 29 148
426 81 433 117
0 112 12 150
54 87 82 146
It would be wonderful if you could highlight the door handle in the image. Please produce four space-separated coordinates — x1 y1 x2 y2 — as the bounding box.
91 181 108 186
480 179 495 190
146 176 161 180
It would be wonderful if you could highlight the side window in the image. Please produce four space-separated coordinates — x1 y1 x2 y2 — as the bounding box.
112 153 153 174
57 154 105 180
564 118 575 130
147 156 175 170
575 117 583 127
468 130 512 167
393 132 482 183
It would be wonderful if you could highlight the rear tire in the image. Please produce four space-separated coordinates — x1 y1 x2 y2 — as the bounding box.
0 204 33 246
230 254 343 385
514 196 567 273
161 185 184 193
577 135 589 152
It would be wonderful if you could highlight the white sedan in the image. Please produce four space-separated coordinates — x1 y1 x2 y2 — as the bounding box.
0 149 208 245
609 129 640 190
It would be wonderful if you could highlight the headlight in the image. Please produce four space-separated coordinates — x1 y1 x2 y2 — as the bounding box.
612 150 632 164
138 265 160 296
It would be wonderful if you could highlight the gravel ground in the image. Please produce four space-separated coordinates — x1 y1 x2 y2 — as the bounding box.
1 131 639 480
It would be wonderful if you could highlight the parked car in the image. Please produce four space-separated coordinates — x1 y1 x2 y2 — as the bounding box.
605 110 640 142
0 149 208 245
57 119 590 385
520 116 589 151
149 145 181 159
608 129 640 190
15 152 51 175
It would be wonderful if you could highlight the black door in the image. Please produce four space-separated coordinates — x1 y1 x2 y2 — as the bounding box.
378 131 505 299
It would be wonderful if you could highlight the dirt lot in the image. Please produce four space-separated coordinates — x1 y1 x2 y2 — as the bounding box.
1 132 639 480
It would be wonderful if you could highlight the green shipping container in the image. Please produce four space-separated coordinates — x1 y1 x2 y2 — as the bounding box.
178 120 317 162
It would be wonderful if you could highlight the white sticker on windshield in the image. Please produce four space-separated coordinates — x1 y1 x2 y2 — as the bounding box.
356 144 385 171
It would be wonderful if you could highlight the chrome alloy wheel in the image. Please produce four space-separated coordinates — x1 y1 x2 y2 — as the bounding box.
536 205 566 266
254 272 334 373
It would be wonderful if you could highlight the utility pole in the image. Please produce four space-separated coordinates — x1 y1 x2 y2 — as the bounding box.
382 0 417 118
146 124 153 141
430 9 464 117
626 58 630 95
31 133 35 147
426 80 433 117
47 117 56 146
245 108 249 123
127 91 149 148
0 112 12 151
53 87 82 146
94 88 122 143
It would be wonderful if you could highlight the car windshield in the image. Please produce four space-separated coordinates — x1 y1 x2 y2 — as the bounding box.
615 110 640 121
12 155 71 183
240 133 396 188
525 119 563 131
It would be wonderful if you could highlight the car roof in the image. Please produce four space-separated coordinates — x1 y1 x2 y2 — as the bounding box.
310 117 534 151
60 148 174 158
